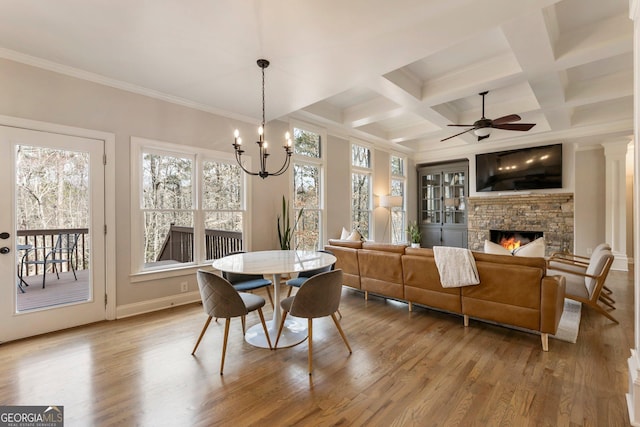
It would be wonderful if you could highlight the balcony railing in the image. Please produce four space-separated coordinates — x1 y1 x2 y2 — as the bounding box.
156 225 243 263
17 228 89 277
16 226 244 277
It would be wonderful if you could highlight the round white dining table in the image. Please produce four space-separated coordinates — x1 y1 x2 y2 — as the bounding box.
212 250 337 348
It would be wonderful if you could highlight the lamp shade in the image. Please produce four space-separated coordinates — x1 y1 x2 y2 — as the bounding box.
379 195 403 208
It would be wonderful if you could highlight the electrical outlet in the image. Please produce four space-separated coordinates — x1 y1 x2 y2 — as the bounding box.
180 282 188 292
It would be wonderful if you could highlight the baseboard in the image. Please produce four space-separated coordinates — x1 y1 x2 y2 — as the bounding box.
116 291 201 319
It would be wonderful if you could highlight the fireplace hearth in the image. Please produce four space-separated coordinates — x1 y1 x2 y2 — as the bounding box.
490 229 543 251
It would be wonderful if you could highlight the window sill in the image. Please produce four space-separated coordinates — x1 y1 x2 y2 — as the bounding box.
130 262 215 283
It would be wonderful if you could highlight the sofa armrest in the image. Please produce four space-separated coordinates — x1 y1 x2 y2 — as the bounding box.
540 274 566 334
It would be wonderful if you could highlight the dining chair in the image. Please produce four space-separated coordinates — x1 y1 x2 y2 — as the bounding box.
274 269 351 375
547 247 617 323
192 270 272 375
21 232 79 288
285 249 336 297
222 251 274 308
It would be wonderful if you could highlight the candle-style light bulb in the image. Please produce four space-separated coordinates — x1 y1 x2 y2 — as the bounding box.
258 126 264 136
234 129 239 138
237 137 242 145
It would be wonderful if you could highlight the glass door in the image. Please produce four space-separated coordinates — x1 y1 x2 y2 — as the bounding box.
0 126 106 342
443 171 466 224
421 172 442 225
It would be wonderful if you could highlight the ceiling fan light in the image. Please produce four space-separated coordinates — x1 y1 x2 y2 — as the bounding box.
474 127 491 137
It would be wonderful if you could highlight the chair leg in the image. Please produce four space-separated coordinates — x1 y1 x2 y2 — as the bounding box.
257 308 272 350
308 318 313 375
599 295 615 309
241 315 246 334
331 313 352 354
287 286 293 297
274 311 288 349
191 316 213 355
265 286 274 308
220 318 231 375
591 304 619 324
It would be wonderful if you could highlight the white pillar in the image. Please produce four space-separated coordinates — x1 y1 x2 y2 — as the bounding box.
604 142 630 271
627 1 640 424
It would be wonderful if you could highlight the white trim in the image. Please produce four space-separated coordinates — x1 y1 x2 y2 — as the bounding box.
130 136 249 275
0 47 259 125
116 291 201 319
0 114 117 320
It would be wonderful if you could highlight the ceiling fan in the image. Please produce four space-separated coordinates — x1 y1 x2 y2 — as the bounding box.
441 91 536 142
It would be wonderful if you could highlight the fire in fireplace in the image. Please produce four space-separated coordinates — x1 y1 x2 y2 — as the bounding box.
490 230 543 251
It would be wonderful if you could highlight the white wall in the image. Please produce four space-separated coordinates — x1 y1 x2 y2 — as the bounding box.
574 147 607 255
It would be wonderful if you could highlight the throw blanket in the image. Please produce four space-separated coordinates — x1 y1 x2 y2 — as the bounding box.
433 246 480 288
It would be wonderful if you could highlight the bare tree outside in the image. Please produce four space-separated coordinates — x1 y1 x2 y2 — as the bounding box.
16 145 89 230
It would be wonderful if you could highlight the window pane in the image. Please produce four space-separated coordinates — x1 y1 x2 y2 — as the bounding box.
293 128 321 158
391 155 404 176
352 144 371 168
143 211 194 265
142 153 193 209
16 145 89 229
294 209 320 250
203 160 242 210
204 211 244 259
294 163 320 209
351 172 370 238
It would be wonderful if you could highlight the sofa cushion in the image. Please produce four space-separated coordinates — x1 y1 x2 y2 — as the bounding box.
484 240 512 255
513 237 546 257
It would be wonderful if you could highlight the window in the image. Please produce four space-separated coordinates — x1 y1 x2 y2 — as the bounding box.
390 155 406 244
292 124 325 250
132 137 246 273
351 142 372 239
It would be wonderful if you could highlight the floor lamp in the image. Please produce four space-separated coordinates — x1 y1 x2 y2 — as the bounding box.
379 195 403 243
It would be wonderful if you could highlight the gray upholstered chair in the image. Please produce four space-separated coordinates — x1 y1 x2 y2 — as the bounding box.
547 243 615 307
285 249 336 297
223 251 274 308
274 269 351 375
547 248 617 323
192 270 272 375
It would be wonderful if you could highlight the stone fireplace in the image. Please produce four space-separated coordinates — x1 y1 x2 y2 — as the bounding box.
467 193 574 256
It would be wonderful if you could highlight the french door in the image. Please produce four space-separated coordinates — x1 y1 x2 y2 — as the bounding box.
0 125 106 342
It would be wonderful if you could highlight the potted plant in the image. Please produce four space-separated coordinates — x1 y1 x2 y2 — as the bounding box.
407 221 421 248
277 195 303 250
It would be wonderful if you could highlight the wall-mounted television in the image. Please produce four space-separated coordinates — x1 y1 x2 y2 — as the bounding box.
475 143 563 192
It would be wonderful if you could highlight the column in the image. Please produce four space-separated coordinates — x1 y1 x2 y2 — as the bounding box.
604 142 630 271
628 0 640 424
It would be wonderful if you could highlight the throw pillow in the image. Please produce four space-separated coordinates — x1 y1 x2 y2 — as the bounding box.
513 237 546 257
340 227 350 240
346 229 363 241
484 240 512 256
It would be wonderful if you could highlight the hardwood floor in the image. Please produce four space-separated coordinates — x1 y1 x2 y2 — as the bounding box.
0 270 633 426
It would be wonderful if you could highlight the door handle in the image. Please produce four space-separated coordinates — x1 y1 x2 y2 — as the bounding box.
0 232 9 239
0 247 10 254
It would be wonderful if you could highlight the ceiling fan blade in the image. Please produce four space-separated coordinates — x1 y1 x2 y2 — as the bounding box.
447 124 474 127
492 123 536 131
492 114 521 125
441 127 476 142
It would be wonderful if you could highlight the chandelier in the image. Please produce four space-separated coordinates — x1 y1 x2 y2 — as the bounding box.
233 59 293 179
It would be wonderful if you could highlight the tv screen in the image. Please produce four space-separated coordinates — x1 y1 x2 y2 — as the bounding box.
475 144 563 192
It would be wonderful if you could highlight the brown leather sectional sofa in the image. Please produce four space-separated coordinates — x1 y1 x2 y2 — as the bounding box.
325 240 566 351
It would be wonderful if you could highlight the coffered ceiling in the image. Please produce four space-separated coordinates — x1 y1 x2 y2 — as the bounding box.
0 0 633 159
